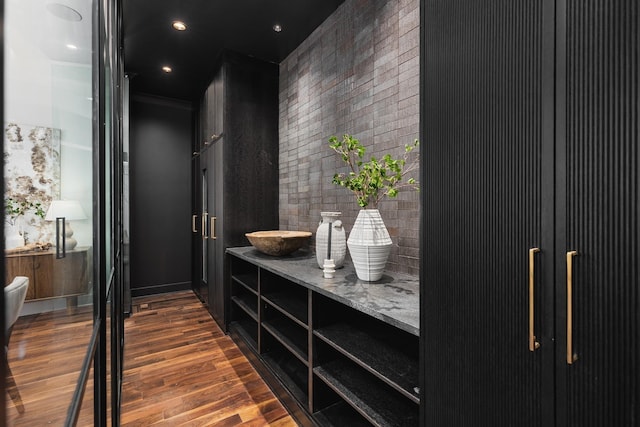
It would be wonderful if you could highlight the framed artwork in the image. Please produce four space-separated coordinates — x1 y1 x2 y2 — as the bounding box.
4 122 61 244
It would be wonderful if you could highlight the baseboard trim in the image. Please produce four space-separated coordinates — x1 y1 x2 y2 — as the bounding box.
130 281 192 297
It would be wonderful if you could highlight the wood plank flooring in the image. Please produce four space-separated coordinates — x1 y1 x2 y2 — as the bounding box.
5 290 296 426
121 291 297 426
5 305 95 426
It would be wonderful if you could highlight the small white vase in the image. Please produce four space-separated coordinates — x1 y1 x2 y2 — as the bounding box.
347 209 392 281
316 212 347 268
5 223 25 249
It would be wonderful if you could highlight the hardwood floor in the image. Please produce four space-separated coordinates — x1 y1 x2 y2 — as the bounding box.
121 291 297 426
5 291 296 426
5 305 95 426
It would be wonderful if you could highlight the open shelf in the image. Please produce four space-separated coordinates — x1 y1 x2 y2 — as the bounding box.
227 250 420 427
230 293 258 321
232 274 258 296
230 256 259 291
262 313 309 365
314 323 419 403
228 318 258 353
262 348 309 406
314 359 418 427
314 401 372 427
262 292 308 327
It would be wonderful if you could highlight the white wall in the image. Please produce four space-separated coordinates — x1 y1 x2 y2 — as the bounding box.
5 0 93 247
5 0 94 313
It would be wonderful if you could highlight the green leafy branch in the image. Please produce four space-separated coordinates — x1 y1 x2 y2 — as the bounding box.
329 134 420 208
5 197 46 225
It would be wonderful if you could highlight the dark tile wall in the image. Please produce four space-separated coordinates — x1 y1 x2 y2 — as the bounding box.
279 0 420 275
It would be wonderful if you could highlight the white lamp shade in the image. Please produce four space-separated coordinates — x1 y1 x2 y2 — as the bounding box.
45 200 87 221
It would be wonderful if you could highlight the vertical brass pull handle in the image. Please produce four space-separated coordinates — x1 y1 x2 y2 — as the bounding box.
529 248 541 351
202 213 209 239
566 250 579 364
210 217 217 240
192 215 197 233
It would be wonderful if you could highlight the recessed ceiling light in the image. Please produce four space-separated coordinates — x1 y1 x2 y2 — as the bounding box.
273 24 282 33
66 44 78 50
162 66 172 73
172 21 187 31
46 3 82 21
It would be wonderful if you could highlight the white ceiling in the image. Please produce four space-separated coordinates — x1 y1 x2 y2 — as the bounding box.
7 0 92 65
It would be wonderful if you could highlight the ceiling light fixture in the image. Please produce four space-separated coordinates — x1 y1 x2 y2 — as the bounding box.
66 44 78 50
162 66 172 73
273 24 282 33
172 21 187 31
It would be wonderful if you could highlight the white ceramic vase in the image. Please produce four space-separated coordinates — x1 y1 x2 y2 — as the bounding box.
316 211 347 268
5 222 25 249
347 209 392 281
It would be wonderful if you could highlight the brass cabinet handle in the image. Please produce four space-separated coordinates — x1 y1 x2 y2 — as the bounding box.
566 251 579 364
210 216 217 240
529 248 541 351
202 213 209 239
192 215 197 233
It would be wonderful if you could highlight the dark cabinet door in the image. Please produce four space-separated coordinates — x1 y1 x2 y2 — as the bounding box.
204 67 225 326
196 150 210 305
422 1 554 425
193 93 209 305
423 0 638 426
555 1 639 425
191 155 204 303
192 52 278 329
207 139 224 325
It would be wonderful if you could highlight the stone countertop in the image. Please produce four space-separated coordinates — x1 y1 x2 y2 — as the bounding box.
226 246 419 336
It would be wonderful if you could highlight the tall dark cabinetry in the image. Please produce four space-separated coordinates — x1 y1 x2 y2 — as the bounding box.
421 1 638 426
192 51 279 327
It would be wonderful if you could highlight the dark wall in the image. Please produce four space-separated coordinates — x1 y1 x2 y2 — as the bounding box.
278 0 421 276
130 94 193 296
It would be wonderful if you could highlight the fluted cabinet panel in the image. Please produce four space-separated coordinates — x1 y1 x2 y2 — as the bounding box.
422 0 551 425
559 1 639 425
422 0 637 425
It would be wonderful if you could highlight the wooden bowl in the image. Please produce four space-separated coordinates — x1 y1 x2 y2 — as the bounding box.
245 230 312 256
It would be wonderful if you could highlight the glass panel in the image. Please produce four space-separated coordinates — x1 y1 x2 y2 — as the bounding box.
104 70 113 287
4 0 94 422
102 0 114 296
77 365 95 425
106 292 112 425
123 78 131 313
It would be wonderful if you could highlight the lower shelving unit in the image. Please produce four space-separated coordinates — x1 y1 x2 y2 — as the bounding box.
227 248 420 427
228 318 257 353
314 360 418 427
314 322 419 403
262 316 308 364
313 401 372 427
262 346 309 404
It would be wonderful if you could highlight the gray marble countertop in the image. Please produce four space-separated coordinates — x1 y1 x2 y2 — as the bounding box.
226 246 419 336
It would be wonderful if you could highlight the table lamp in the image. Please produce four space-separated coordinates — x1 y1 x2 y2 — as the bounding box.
45 200 87 251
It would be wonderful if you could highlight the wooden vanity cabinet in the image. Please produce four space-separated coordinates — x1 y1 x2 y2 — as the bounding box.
5 247 90 304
